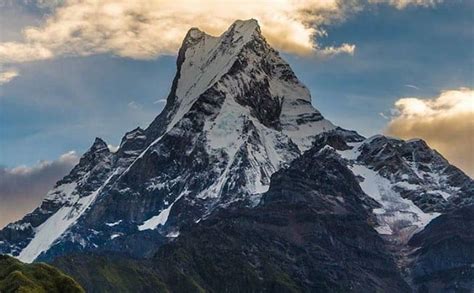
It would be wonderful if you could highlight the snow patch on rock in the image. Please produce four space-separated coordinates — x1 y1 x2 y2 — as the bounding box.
338 141 440 243
17 172 117 263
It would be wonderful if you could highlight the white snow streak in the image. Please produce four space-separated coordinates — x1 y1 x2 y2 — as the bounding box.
105 220 122 227
138 193 185 231
18 171 117 263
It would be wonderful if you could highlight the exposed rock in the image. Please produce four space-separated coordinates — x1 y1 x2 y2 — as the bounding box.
55 145 410 292
1 18 472 293
407 205 474 292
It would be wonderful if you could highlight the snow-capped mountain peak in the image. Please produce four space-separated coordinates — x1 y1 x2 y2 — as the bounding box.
167 19 263 130
1 19 471 264
149 18 334 151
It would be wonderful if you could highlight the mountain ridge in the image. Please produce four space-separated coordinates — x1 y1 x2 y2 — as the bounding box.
0 21 472 292
0 19 338 262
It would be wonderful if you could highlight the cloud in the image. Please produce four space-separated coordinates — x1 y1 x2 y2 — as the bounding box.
0 0 448 65
153 98 167 104
404 84 420 90
6 0 446 66
379 112 389 119
0 151 79 228
385 87 474 177
317 43 356 57
127 100 142 110
368 0 443 9
0 68 19 85
0 42 53 63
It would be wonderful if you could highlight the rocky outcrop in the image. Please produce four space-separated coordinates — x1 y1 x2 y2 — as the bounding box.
407 205 474 292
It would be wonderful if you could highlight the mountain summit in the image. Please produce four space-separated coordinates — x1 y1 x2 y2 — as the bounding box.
1 21 472 289
147 18 335 149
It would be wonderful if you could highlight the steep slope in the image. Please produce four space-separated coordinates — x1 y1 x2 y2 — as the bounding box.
0 19 336 263
54 144 410 293
149 145 410 292
53 254 167 293
0 255 84 293
0 138 114 262
311 131 474 291
407 205 474 292
1 18 472 292
52 139 474 292
311 132 474 245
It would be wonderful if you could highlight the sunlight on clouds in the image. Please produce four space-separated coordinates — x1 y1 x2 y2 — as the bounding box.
0 0 363 65
0 0 447 72
317 43 356 57
8 151 78 175
0 68 19 85
0 42 53 63
386 88 474 177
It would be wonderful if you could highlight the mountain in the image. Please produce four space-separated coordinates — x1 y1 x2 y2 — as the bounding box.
314 132 474 244
1 18 473 292
52 140 473 292
0 19 337 262
54 144 411 292
407 205 474 291
0 254 84 292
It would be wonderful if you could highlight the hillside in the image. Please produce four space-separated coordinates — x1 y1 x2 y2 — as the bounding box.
0 255 84 293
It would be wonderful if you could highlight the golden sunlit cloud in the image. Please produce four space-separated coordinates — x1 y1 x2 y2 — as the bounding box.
0 0 354 64
0 0 445 66
386 88 474 177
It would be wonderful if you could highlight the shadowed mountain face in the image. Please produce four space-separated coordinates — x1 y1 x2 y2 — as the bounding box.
52 133 473 292
54 145 410 292
407 205 474 292
1 19 473 292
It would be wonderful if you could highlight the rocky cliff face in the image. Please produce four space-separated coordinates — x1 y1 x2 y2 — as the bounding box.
147 145 410 292
311 131 474 292
54 144 411 292
314 132 473 245
52 139 474 292
407 205 474 292
1 18 473 292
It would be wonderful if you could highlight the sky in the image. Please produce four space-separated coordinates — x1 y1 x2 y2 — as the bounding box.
0 0 473 227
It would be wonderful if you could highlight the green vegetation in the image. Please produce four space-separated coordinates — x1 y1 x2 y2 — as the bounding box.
53 254 171 293
0 255 84 293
